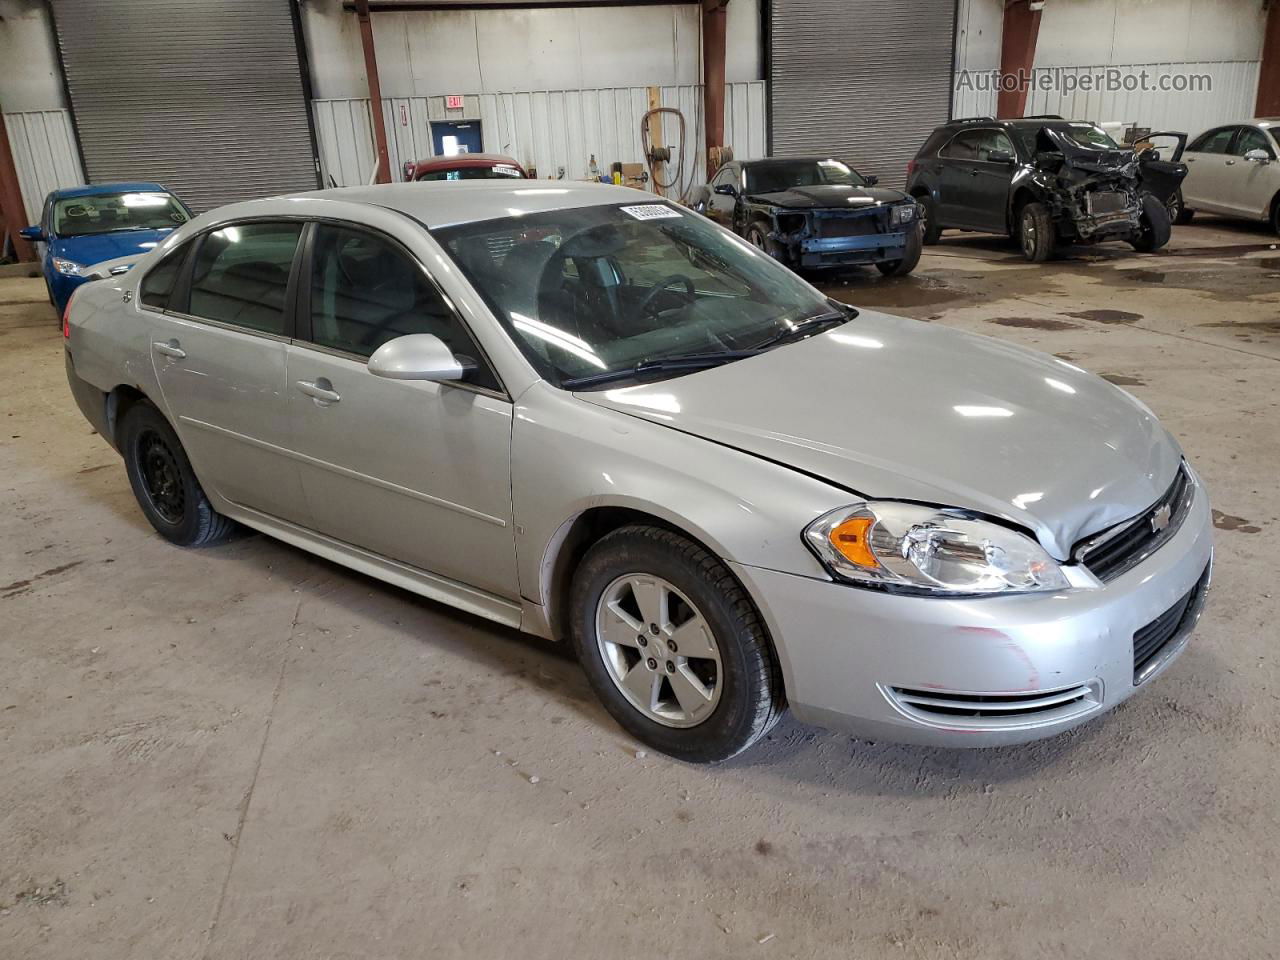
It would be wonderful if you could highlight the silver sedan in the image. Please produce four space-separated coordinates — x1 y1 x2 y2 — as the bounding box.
63 181 1213 761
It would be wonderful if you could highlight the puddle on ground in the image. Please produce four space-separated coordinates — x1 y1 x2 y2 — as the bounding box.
1199 319 1280 338
990 316 1081 331
1212 509 1261 534
816 273 967 310
1100 373 1146 386
1064 309 1143 325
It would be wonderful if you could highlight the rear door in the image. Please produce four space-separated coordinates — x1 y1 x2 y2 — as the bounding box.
935 131 984 228
146 220 311 526
284 221 518 600
1182 126 1239 213
1225 126 1280 218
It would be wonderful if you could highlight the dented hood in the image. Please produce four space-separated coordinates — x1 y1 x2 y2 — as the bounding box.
1041 127 1138 177
579 311 1181 560
748 184 910 210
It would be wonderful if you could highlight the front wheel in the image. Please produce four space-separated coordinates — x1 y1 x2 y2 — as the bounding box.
1130 193 1171 252
1018 201 1056 262
876 223 923 276
121 402 236 547
569 525 785 762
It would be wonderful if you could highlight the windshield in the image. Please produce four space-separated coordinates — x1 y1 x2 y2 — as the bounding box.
417 164 524 181
745 159 866 194
53 191 189 238
435 202 840 388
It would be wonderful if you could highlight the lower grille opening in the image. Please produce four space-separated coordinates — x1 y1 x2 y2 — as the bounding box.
887 682 1099 725
1133 563 1211 681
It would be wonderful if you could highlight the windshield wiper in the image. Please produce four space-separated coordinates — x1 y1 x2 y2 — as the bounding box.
561 350 760 390
752 307 853 351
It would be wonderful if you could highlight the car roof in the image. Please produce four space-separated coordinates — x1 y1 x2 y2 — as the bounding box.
1254 118 1280 128
50 181 170 199
742 156 846 166
292 179 663 229
412 153 522 172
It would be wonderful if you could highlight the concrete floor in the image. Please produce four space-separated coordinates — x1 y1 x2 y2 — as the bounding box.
2 217 1278 959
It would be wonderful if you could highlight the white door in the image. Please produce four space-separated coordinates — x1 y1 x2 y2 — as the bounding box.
1181 126 1240 214
1226 126 1280 219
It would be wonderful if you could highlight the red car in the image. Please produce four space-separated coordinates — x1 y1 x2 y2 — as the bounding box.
406 153 528 182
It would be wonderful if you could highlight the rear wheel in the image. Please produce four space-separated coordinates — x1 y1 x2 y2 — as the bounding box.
1272 194 1280 235
1130 193 1172 252
121 402 236 547
1018 201 1055 262
569 524 785 762
918 195 942 245
1169 188 1194 224
876 223 923 276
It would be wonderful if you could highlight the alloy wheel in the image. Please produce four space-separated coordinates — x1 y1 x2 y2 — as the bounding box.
1020 209 1037 258
594 574 722 728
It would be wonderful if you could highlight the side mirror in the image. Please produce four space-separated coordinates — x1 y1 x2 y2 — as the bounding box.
712 183 738 197
19 225 45 242
367 334 473 382
986 149 1015 165
1244 148 1272 164
864 174 880 186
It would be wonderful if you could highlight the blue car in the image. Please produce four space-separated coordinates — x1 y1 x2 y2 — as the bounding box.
20 182 193 316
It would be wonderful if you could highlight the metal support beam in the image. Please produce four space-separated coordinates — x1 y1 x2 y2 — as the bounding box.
0 117 35 263
996 0 1042 120
702 0 728 180
1258 0 1280 118
355 0 392 183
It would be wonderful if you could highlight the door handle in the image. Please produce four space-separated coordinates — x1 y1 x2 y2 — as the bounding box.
295 378 341 404
152 339 186 359
1225 159 1236 165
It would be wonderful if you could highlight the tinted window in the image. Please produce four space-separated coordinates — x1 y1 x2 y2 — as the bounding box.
188 223 302 335
941 131 981 160
308 224 498 389
1235 127 1276 158
1189 127 1236 154
416 164 523 181
140 245 189 309
744 159 866 192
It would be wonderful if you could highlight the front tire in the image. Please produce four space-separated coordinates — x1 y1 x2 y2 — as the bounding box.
1018 201 1055 262
1130 193 1171 252
121 402 236 547
876 223 923 276
569 524 785 762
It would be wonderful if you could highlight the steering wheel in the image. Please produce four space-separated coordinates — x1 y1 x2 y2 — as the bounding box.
635 274 695 321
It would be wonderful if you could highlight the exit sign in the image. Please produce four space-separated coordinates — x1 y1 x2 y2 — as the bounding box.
445 95 464 110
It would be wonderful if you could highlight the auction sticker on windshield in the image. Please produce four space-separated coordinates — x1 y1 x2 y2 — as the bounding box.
619 204 683 220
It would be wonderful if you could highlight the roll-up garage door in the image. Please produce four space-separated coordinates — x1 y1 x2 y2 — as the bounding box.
769 0 957 187
50 0 319 212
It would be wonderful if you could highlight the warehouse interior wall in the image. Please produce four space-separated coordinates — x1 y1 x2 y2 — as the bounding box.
0 0 66 112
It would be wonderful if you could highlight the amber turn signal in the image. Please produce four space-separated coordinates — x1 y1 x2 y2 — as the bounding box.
828 516 879 569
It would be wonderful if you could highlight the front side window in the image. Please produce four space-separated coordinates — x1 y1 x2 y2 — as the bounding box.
307 224 499 390
417 164 524 181
139 243 190 309
53 191 189 238
436 202 841 388
188 222 302 335
941 131 981 160
744 159 866 193
1234 127 1276 158
1189 127 1236 154
975 129 1015 161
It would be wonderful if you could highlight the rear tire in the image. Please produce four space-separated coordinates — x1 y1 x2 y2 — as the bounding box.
568 524 785 763
1018 201 1055 262
1169 189 1194 224
120 402 236 547
1271 194 1280 235
918 195 942 244
876 223 923 276
1130 193 1172 252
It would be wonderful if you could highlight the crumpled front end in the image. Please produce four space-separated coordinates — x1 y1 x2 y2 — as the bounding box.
1032 131 1147 241
766 202 917 268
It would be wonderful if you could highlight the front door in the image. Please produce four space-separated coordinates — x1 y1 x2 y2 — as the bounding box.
430 120 483 157
1225 126 1280 218
285 222 518 599
147 221 311 526
1182 126 1239 214
705 165 739 227
968 129 1018 232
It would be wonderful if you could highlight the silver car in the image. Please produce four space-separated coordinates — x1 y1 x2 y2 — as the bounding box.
1178 119 1280 232
63 181 1213 761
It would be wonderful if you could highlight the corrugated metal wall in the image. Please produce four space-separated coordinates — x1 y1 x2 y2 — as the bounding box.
312 82 768 198
2 110 84 223
1022 61 1262 137
769 0 957 187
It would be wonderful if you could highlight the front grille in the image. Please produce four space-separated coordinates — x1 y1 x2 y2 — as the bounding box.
1076 466 1193 582
887 682 1098 725
1133 563 1211 681
1087 191 1129 215
814 213 883 239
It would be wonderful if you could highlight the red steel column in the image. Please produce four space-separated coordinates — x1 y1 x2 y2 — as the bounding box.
702 0 728 179
0 116 35 263
356 0 391 183
996 0 1043 119
1258 0 1280 118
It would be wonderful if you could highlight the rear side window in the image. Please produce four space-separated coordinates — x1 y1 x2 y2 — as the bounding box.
188 223 302 335
139 244 189 309
1189 127 1236 154
306 224 499 390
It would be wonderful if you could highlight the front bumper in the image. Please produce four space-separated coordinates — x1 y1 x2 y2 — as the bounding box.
795 231 909 268
732 470 1214 747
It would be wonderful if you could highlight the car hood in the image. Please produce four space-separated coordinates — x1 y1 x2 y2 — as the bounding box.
577 311 1181 560
52 228 175 267
747 184 910 210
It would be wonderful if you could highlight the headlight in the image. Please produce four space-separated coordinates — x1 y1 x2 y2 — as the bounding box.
52 258 82 276
804 502 1069 595
890 203 917 225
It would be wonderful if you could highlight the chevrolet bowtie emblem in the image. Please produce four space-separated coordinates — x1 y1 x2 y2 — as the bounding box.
1150 503 1172 533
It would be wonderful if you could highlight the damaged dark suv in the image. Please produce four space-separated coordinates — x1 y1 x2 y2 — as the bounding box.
690 158 922 276
906 117 1187 261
